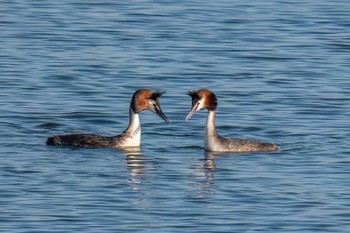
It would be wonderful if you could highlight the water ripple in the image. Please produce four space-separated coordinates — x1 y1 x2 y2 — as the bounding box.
1 0 350 232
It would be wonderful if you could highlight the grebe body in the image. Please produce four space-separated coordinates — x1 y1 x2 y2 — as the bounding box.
186 89 278 153
47 89 169 148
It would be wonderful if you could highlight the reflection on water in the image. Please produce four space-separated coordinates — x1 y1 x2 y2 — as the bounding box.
203 151 218 171
122 148 145 189
190 151 244 200
121 148 151 208
188 152 219 200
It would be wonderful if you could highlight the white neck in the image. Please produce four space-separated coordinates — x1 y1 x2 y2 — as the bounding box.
123 108 141 147
204 110 219 151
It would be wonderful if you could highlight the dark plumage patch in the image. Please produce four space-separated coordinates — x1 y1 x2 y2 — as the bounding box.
46 134 114 148
151 90 166 101
187 90 200 108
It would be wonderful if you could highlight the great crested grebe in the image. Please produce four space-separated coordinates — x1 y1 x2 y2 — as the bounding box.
47 89 170 148
185 89 278 152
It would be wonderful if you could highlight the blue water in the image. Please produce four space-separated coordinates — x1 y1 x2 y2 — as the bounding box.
1 0 350 232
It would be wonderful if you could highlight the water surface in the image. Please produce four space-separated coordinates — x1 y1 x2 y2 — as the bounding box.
1 0 350 232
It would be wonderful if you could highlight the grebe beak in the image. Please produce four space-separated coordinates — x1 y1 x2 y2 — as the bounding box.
155 103 171 123
148 100 170 123
185 101 200 121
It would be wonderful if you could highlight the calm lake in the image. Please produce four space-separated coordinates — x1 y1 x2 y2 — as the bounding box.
1 0 350 232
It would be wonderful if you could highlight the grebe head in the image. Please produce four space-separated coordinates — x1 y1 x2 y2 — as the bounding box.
131 89 170 123
185 89 217 121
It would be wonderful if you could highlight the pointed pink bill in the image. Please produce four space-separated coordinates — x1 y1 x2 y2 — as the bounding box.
185 102 200 121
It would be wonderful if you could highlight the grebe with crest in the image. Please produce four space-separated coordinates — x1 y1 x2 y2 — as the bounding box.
47 89 170 148
185 89 278 152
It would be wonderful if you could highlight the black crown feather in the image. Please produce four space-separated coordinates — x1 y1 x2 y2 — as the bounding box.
151 90 166 100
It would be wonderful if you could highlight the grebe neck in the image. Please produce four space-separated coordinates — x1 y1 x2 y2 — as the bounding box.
124 107 141 137
205 110 218 138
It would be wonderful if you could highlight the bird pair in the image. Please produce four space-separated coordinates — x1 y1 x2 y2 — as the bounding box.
47 89 278 152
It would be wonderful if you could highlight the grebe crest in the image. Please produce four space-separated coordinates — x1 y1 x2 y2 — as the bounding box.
47 89 169 149
186 89 278 153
